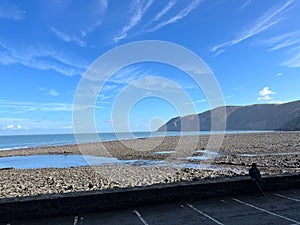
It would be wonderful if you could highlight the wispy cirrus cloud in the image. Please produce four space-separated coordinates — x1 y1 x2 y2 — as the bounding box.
146 0 202 33
184 99 207 105
38 87 60 97
109 65 196 94
263 30 300 51
0 1 25 21
0 100 105 114
0 41 87 76
281 46 300 68
212 0 295 55
50 27 87 47
80 0 108 37
0 100 74 113
260 30 300 68
49 0 108 44
113 0 154 43
239 0 252 11
113 0 202 42
152 0 177 22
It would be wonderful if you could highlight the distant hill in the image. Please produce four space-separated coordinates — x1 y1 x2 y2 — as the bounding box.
157 100 300 131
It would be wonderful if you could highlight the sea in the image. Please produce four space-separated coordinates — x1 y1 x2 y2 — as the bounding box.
0 131 266 151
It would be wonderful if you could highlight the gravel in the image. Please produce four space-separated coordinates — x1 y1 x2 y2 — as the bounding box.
0 131 299 198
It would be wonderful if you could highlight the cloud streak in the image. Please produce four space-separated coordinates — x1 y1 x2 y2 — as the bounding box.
0 100 105 114
260 30 300 68
212 0 295 54
0 41 87 76
152 0 177 22
113 0 201 42
38 87 60 96
51 27 87 47
80 0 108 37
263 30 300 51
147 0 202 32
113 0 154 43
281 46 300 68
0 1 25 20
239 0 252 11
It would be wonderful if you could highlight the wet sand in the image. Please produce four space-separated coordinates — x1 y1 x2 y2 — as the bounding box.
0 131 299 198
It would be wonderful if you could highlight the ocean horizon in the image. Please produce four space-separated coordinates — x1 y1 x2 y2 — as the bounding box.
0 130 270 151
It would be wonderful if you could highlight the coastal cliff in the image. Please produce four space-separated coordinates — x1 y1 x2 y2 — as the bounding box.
158 100 300 131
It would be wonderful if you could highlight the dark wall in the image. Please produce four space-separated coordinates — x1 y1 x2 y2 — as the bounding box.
0 173 299 222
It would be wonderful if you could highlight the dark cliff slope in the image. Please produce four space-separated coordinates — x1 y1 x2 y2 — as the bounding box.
158 100 300 131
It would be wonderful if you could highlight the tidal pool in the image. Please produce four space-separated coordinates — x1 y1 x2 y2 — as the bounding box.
189 149 221 160
0 155 120 169
153 150 176 154
0 154 243 173
0 154 168 169
238 152 300 157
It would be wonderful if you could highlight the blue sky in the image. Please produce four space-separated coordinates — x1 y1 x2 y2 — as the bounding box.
1 0 300 135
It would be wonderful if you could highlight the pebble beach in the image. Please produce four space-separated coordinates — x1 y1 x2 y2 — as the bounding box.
0 131 299 198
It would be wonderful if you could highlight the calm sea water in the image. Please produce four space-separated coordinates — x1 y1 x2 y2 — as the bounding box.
0 131 265 151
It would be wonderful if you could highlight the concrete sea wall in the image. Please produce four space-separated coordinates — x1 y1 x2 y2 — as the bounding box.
0 173 299 222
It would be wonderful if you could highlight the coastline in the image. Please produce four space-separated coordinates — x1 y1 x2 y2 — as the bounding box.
0 131 299 198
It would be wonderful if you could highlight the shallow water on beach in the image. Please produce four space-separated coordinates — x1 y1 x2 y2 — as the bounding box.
153 149 222 160
0 154 242 172
238 152 300 157
0 155 119 169
154 150 176 154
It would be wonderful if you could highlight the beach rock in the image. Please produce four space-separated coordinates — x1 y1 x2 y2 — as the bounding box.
0 132 299 199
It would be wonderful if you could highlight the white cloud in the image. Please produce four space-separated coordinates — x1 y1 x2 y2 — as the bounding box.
147 0 202 32
257 86 276 101
131 76 179 91
45 0 107 40
259 86 276 96
81 0 108 37
0 117 75 133
0 41 87 76
276 72 283 77
113 0 154 43
3 124 22 130
51 27 87 47
281 46 300 68
110 66 146 84
49 89 60 97
258 30 300 68
184 99 207 105
39 87 60 96
269 38 300 51
107 66 197 95
257 95 272 101
112 0 201 42
6 124 14 129
38 87 46 91
59 125 73 129
272 100 283 104
263 30 300 51
239 0 252 11
152 0 177 22
212 0 295 54
0 1 25 20
0 100 106 114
